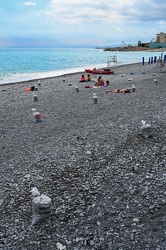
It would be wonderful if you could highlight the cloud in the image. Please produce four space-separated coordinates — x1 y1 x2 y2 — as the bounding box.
159 20 166 25
124 0 166 22
48 1 126 24
48 0 166 24
1 0 165 48
24 1 36 6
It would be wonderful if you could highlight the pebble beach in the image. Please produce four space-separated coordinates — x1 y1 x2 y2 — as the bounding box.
0 62 166 249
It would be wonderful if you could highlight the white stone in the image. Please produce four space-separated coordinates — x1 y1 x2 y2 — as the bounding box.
24 174 31 178
133 218 139 223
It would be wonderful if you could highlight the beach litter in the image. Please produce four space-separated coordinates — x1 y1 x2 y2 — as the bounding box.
25 86 38 92
75 85 79 92
128 78 133 81
31 86 35 91
38 80 41 86
141 120 152 139
93 93 98 104
25 87 31 92
31 187 52 225
32 108 45 123
132 84 136 92
153 79 158 84
32 93 38 102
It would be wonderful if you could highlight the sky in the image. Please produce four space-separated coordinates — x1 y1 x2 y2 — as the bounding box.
0 0 166 48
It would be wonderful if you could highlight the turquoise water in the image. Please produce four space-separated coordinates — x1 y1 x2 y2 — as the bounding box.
0 48 163 84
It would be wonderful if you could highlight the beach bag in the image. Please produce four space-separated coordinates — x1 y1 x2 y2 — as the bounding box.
31 86 35 91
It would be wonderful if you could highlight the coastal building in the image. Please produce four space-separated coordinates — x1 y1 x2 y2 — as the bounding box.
103 32 166 51
156 32 166 43
138 40 149 48
149 32 166 49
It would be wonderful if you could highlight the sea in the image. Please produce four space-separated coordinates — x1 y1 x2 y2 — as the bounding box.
0 48 164 85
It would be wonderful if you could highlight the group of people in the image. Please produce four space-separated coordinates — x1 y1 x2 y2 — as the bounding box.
79 74 109 87
94 76 104 86
79 74 135 93
79 74 91 82
94 76 109 87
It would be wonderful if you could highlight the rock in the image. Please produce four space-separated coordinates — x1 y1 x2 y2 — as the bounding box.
133 218 140 223
1 66 166 250
97 221 101 226
56 242 66 250
24 174 31 178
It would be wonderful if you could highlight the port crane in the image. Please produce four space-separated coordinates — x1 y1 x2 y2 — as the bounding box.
122 41 127 47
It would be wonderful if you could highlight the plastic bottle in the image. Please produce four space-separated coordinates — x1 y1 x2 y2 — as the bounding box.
132 84 136 92
33 93 38 102
93 93 98 104
75 85 79 92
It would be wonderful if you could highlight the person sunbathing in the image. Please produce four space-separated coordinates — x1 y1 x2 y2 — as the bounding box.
106 88 132 94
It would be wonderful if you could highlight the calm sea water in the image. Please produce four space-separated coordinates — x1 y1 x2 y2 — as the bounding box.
0 48 163 85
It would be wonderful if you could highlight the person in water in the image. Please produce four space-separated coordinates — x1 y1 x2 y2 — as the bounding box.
106 88 132 94
94 76 104 86
79 75 86 82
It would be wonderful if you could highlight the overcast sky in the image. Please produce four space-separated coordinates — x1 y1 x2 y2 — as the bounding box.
0 0 165 48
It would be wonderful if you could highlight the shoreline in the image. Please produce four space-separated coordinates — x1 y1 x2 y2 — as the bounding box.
0 62 145 87
1 48 165 86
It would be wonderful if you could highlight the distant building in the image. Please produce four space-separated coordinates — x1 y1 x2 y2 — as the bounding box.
149 32 166 49
156 32 166 43
138 40 149 48
138 32 166 49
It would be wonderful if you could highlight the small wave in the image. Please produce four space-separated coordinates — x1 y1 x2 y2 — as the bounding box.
0 64 106 85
